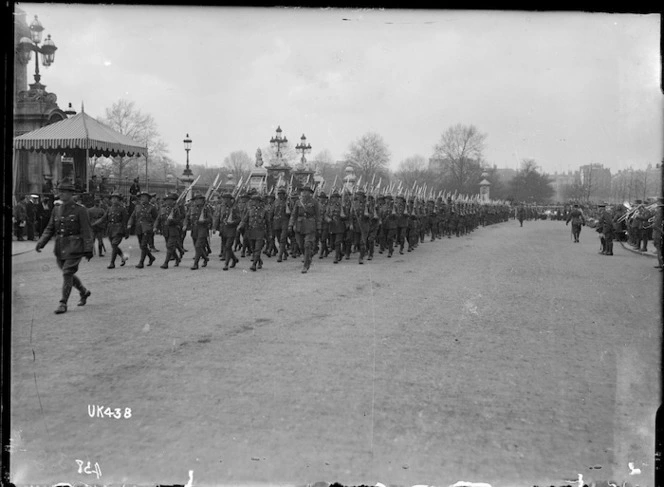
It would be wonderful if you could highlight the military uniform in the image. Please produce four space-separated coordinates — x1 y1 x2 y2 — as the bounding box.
215 193 241 270
317 192 330 259
88 201 107 256
238 192 272 271
326 190 347 263
349 190 370 264
597 203 614 255
154 193 184 268
565 205 585 242
127 192 158 268
184 193 213 269
289 185 322 273
93 192 128 268
381 195 397 257
272 189 290 262
36 180 93 314
366 194 380 260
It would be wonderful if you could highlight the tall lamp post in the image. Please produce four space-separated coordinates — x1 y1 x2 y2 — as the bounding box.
295 134 312 169
270 126 288 164
17 15 58 92
180 133 194 198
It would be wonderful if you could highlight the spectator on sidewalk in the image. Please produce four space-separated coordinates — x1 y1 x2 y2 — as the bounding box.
13 195 27 241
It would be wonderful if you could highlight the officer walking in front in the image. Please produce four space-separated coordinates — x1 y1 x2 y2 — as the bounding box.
35 179 93 314
289 183 321 273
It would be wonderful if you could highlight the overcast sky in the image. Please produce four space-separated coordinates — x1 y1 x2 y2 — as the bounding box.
16 5 662 175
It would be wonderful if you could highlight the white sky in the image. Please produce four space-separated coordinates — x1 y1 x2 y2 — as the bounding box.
16 5 662 174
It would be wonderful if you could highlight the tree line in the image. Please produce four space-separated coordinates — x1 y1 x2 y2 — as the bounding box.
93 99 556 202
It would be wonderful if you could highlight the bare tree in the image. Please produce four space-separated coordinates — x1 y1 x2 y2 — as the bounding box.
344 132 391 184
432 124 487 194
394 155 431 190
223 150 252 182
99 99 167 180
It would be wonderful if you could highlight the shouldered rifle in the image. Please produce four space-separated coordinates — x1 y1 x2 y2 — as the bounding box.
170 175 200 220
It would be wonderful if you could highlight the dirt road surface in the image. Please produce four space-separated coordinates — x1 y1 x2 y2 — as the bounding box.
10 219 660 487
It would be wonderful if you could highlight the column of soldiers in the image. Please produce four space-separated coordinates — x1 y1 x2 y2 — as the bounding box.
43 182 513 278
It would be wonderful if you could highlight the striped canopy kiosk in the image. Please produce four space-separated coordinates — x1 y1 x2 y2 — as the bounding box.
13 108 147 194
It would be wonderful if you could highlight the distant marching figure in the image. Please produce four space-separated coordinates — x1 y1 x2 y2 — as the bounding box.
565 203 586 243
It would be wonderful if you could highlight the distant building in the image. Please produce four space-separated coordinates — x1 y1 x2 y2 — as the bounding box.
551 170 580 202
579 163 612 199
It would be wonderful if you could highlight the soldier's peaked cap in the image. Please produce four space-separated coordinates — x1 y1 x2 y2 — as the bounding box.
193 192 205 199
318 191 328 198
164 193 178 200
110 192 122 199
301 184 314 193
221 192 233 198
597 202 606 207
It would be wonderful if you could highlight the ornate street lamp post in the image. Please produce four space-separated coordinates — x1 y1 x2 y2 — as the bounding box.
269 126 288 164
295 133 312 169
17 15 58 92
180 133 194 197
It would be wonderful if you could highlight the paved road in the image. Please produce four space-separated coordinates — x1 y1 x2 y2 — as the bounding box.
10 219 660 487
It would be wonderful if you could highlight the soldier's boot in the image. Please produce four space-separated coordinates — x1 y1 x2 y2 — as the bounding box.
344 242 351 260
399 242 404 255
302 245 311 273
191 256 200 270
135 250 147 268
607 241 614 255
160 250 172 269
223 255 231 271
147 250 156 266
118 248 127 266
77 287 91 307
108 248 117 269
250 257 257 272
358 245 365 265
319 244 326 259
56 276 74 314
98 242 104 257
277 246 284 262
333 243 342 264
368 240 374 260
258 256 263 269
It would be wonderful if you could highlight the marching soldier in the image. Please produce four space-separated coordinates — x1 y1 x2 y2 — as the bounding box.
317 191 330 259
350 189 370 264
88 197 107 257
394 195 408 255
326 189 347 264
35 179 93 314
148 193 160 253
272 187 290 263
290 188 303 259
154 192 184 269
263 192 276 257
127 191 158 268
233 192 250 256
238 190 272 272
93 192 128 268
381 194 398 257
289 184 322 273
565 203 586 243
184 192 213 270
215 192 241 271
366 193 380 260
517 204 526 227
